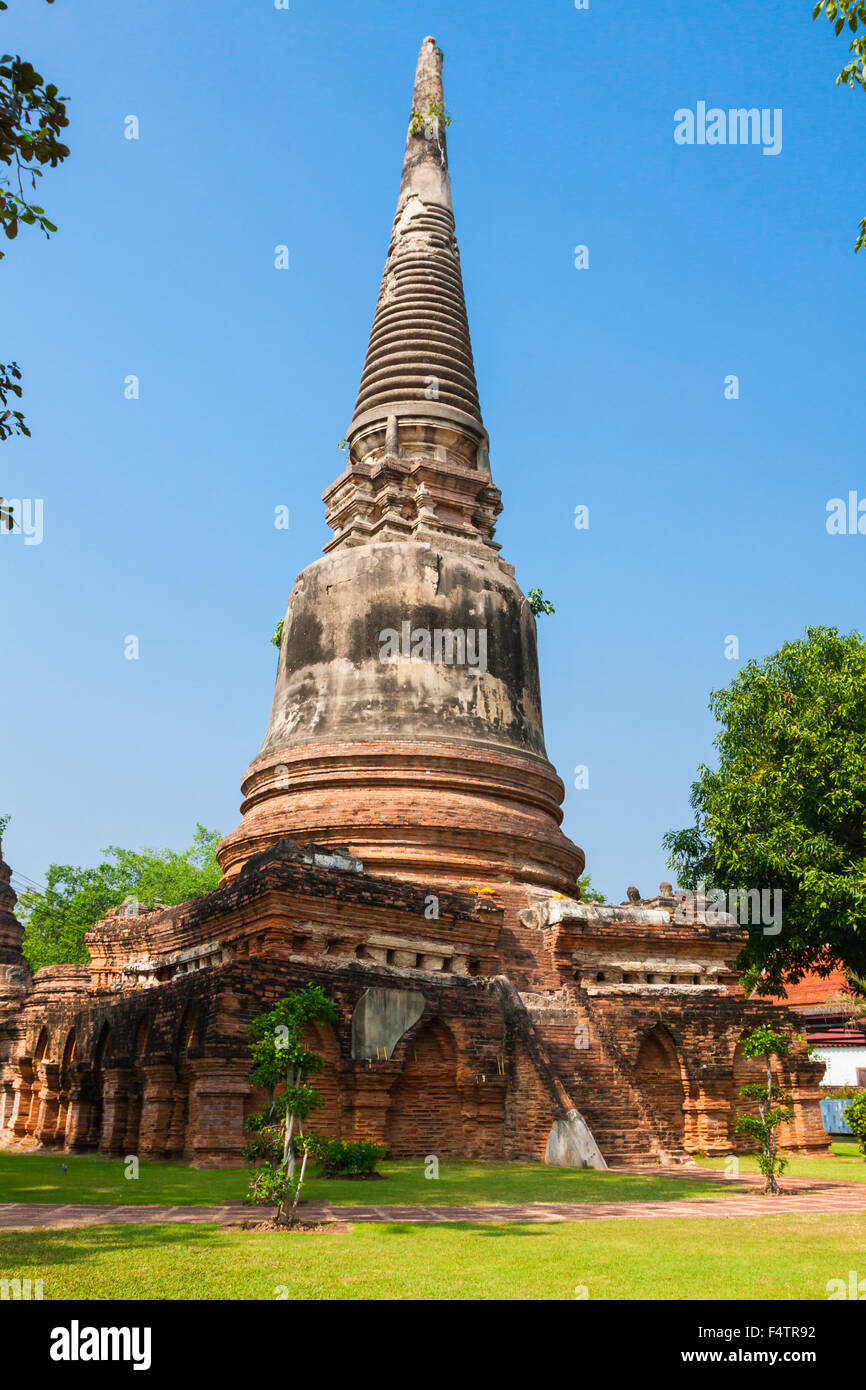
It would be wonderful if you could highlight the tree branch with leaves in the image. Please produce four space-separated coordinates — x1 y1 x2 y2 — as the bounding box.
813 0 866 251
0 0 69 439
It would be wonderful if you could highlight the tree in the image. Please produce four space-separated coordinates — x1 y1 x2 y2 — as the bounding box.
244 986 338 1226
577 872 607 903
734 1025 795 1194
813 1 866 251
17 825 222 971
1 0 69 438
845 1091 866 1159
664 626 866 994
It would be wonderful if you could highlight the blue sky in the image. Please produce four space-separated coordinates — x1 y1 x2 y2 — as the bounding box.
1 0 863 903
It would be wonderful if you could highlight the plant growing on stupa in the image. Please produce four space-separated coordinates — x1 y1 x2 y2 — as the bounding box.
734 1025 795 1194
577 872 606 903
409 97 450 166
244 985 337 1226
528 588 555 617
408 97 451 136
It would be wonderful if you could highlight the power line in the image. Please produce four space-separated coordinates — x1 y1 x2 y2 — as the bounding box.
10 870 47 894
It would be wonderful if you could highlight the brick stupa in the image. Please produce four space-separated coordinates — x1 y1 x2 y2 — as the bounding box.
0 41 826 1166
216 37 583 906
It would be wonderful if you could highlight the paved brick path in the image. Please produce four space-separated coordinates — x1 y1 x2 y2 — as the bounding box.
1 1170 865 1230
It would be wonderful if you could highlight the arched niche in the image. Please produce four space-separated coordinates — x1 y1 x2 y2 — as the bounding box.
634 1023 687 1145
385 1018 463 1157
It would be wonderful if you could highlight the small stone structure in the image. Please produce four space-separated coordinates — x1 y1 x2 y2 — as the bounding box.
0 40 825 1168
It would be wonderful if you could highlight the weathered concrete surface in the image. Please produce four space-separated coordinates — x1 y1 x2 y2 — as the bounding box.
545 1111 608 1171
351 987 425 1060
259 542 547 757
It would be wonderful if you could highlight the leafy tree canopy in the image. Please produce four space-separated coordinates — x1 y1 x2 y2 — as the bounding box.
18 825 222 972
664 626 866 994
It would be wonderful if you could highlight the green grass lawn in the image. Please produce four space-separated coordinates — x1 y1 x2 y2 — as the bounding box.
0 1212 862 1299
697 1141 866 1185
0 1151 751 1208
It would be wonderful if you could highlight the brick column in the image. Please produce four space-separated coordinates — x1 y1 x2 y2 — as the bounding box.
8 1067 31 1139
34 1062 62 1145
186 1058 251 1167
98 1067 132 1155
122 1084 143 1156
21 1061 42 1138
457 1072 506 1157
63 1080 93 1152
340 1061 402 1144
138 1065 178 1158
783 1069 829 1153
0 1082 11 1135
165 1081 189 1157
685 1084 732 1155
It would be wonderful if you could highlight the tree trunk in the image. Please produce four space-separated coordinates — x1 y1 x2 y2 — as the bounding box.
763 1054 780 1194
290 1144 309 1228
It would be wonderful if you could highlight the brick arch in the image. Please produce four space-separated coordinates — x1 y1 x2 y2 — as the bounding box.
386 1018 463 1157
21 1027 53 1141
634 1023 687 1145
176 1004 202 1056
61 1029 78 1071
133 1016 152 1059
92 1020 114 1068
166 1005 200 1159
121 1017 153 1159
88 1022 114 1151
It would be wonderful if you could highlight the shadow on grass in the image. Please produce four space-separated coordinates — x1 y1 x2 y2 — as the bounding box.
378 1221 549 1238
0 1221 227 1269
0 1219 557 1274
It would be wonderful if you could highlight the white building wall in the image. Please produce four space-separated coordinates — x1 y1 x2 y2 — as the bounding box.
813 1046 866 1086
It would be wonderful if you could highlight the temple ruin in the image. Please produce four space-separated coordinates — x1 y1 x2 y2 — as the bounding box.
0 39 825 1168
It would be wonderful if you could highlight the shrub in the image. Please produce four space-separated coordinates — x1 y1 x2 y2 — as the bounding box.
307 1135 385 1176
845 1092 866 1160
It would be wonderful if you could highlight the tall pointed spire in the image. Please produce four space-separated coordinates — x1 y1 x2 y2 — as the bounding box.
398 37 453 222
217 37 584 900
0 830 29 1008
0 832 23 966
323 37 501 556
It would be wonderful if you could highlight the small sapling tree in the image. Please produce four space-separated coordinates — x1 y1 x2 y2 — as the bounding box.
734 1024 795 1194
244 985 337 1226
